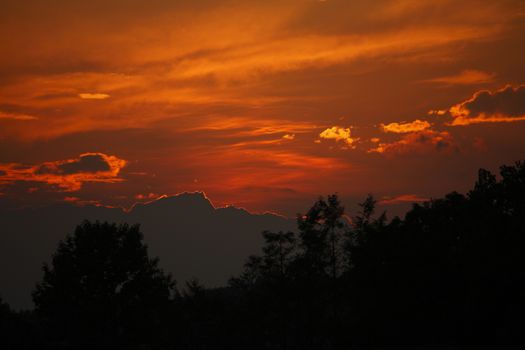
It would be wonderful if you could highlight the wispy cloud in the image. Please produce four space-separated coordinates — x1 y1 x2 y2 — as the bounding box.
420 69 495 85
185 117 318 138
0 111 38 121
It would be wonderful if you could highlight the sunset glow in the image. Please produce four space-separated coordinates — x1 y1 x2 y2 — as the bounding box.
1 0 525 215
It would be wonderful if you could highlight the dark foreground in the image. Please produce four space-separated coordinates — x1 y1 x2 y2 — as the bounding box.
1 161 525 349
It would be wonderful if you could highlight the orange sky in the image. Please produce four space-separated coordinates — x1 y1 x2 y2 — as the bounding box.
1 0 525 216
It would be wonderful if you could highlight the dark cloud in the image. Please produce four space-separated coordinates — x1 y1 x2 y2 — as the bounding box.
435 139 451 151
450 85 525 125
59 154 111 174
0 153 126 191
463 85 525 116
369 130 456 155
0 191 295 309
35 154 110 175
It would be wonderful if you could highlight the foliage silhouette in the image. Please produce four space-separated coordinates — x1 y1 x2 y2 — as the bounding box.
2 160 525 349
32 221 174 349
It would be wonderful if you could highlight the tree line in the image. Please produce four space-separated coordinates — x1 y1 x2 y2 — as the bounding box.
1 160 525 349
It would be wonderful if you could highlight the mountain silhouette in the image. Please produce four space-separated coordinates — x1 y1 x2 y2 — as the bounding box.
0 192 294 309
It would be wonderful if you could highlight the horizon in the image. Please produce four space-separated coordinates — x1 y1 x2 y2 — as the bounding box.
0 188 427 219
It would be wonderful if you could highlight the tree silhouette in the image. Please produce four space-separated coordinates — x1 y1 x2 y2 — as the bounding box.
0 297 14 347
4 160 525 349
260 230 296 279
32 220 175 349
297 195 345 279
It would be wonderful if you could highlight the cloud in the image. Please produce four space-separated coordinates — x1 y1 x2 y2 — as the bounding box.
0 111 38 120
319 126 358 146
427 109 447 116
35 153 112 175
135 193 162 200
78 93 110 100
379 194 429 205
421 69 495 85
282 134 295 140
0 153 126 191
381 119 431 133
369 130 455 155
448 85 525 126
0 0 517 143
186 118 318 138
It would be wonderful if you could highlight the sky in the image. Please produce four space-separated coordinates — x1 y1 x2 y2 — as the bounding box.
1 0 525 216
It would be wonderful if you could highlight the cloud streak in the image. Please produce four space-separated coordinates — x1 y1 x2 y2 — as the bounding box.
0 111 38 121
379 194 429 205
78 93 110 100
421 69 495 85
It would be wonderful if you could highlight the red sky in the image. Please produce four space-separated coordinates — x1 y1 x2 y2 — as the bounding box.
1 0 525 216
